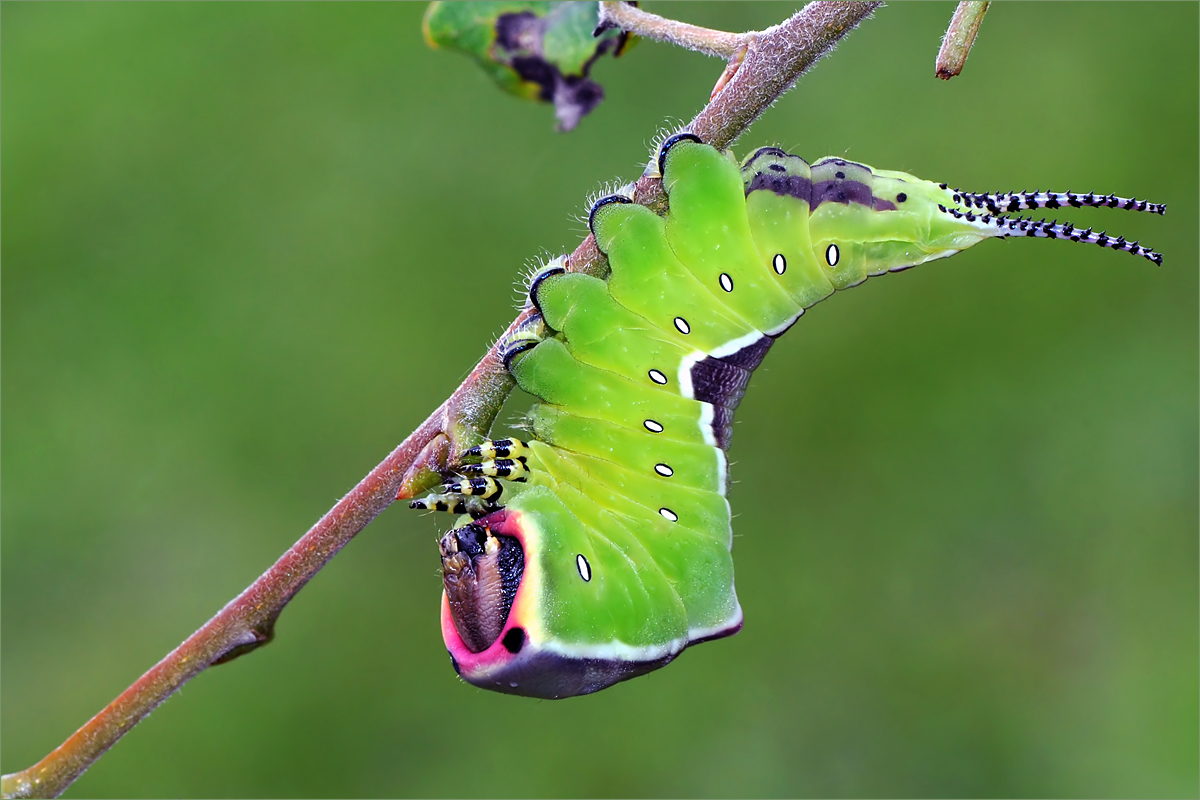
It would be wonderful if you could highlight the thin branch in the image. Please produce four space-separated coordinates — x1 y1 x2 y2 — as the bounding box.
0 357 513 800
597 2 748 59
0 3 880 797
691 2 883 153
936 1 989 79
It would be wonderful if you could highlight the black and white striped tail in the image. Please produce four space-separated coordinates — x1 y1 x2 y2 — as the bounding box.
953 189 1166 217
937 205 1165 265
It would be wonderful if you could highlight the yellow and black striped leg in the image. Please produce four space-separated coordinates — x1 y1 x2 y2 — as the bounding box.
441 476 505 502
460 438 530 482
409 492 497 519
463 438 529 461
409 438 531 519
458 457 529 482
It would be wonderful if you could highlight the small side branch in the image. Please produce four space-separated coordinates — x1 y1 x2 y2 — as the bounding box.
597 2 748 59
0 3 880 797
691 2 883 152
936 1 989 79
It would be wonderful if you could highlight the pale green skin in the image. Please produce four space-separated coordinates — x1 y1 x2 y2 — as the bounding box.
444 139 1012 697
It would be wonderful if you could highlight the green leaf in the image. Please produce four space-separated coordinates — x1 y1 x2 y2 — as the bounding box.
424 1 634 131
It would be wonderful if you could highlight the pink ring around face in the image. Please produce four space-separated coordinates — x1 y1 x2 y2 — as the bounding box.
438 507 691 699
440 508 541 689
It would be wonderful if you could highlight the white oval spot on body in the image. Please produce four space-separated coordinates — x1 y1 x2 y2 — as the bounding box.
826 243 840 267
644 419 664 433
654 463 674 477
674 316 691 334
719 273 733 292
659 508 678 522
773 253 787 275
576 553 591 582
648 369 667 385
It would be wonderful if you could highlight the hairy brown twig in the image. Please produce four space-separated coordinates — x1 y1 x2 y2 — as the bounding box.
936 2 989 79
0 4 880 797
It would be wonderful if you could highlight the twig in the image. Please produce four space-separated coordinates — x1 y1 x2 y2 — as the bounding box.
936 1 989 79
0 3 880 797
597 2 749 59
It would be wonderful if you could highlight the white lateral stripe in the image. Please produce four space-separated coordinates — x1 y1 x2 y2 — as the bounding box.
708 331 766 360
765 308 803 337
543 635 688 663
676 350 705 399
697 402 717 448
687 604 744 644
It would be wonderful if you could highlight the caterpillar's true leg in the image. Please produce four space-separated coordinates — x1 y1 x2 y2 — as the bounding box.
411 299 544 518
463 438 529 461
409 492 497 518
441 476 504 501
408 437 534 517
458 457 529 482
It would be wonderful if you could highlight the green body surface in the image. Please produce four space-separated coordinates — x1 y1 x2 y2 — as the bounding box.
425 136 1164 698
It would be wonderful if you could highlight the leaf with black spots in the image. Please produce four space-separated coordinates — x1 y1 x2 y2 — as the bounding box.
423 1 634 131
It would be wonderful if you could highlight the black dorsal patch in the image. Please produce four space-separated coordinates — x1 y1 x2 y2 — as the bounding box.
810 158 896 212
746 171 814 202
744 150 896 212
689 336 774 450
743 147 813 202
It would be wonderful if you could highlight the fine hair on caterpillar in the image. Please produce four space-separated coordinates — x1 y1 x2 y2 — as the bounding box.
409 132 1164 699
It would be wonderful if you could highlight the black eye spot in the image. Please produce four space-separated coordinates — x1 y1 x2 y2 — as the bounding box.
502 628 525 654
768 163 786 172
897 192 907 202
835 171 845 179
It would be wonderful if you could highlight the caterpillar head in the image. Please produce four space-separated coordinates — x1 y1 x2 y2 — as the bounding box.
438 523 524 654
439 504 704 699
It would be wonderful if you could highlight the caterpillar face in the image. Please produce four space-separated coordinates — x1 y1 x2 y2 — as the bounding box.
439 523 524 653
416 133 1164 699
440 502 711 699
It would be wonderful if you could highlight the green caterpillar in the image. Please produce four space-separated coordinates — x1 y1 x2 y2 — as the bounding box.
411 134 1164 699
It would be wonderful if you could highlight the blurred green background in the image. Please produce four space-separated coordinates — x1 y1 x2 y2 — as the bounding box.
3 3 1196 797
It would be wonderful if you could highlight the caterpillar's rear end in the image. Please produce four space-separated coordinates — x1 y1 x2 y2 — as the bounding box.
412 133 1164 699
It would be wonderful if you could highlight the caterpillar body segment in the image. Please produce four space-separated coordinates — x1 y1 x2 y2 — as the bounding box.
413 135 1164 698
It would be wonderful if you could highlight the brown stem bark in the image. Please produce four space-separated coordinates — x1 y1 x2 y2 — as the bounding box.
936 1 990 79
